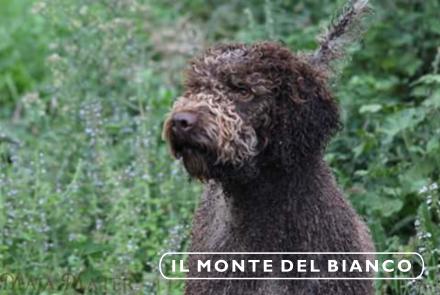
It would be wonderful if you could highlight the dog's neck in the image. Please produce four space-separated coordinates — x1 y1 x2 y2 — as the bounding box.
207 155 333 249
218 153 325 208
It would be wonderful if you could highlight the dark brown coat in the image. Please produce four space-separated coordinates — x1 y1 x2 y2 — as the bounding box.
163 3 374 294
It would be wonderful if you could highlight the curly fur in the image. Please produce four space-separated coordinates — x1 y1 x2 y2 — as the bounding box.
162 2 374 295
310 0 372 75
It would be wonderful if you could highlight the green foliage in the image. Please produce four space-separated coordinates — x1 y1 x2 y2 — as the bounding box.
0 0 49 118
0 0 439 294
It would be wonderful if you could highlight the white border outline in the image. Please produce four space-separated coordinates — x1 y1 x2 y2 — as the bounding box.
159 252 424 280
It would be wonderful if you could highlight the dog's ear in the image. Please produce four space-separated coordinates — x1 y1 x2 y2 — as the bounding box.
275 61 341 168
274 0 371 168
297 62 341 148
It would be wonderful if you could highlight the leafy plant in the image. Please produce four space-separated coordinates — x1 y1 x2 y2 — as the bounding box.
0 0 439 294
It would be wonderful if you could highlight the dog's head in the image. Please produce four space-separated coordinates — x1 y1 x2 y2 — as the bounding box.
163 42 340 181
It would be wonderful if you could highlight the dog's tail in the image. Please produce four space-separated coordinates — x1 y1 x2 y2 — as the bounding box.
309 0 372 75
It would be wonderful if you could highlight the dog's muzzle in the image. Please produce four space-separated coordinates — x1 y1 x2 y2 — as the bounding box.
170 111 198 139
164 108 214 160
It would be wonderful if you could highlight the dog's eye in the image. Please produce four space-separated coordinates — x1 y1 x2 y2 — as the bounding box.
229 76 246 90
232 82 247 91
232 82 246 91
237 88 253 101
239 88 248 95
231 84 252 99
227 76 253 100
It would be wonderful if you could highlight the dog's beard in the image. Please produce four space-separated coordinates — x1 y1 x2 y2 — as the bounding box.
180 148 210 180
170 139 261 182
166 133 214 181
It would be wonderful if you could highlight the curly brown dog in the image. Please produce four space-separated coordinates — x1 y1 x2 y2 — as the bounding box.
163 1 374 294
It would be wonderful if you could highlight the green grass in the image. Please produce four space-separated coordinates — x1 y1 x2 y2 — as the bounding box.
0 0 439 294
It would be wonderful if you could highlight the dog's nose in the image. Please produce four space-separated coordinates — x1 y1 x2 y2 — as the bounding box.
171 111 198 133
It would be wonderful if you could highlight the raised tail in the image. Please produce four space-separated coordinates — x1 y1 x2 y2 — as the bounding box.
310 0 372 75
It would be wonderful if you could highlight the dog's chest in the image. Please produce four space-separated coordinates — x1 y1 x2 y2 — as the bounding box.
191 186 297 252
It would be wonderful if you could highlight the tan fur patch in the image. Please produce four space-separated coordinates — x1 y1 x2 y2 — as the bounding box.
166 93 258 165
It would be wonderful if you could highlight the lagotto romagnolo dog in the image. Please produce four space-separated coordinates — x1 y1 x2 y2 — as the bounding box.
163 1 375 294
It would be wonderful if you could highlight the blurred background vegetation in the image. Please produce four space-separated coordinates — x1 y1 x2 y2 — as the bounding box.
0 0 439 294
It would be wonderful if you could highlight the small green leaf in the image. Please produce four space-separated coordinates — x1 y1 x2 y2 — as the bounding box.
381 108 425 139
370 196 403 218
359 104 383 114
414 74 440 85
422 89 440 108
427 137 440 153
